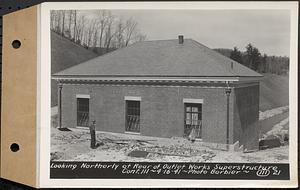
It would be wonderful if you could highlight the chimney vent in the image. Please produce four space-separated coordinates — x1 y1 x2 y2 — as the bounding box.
178 35 184 44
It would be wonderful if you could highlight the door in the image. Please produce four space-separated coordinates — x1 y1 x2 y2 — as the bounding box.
125 100 140 132
184 103 202 138
77 98 89 127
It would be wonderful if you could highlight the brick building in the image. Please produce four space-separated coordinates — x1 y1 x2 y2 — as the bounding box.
52 36 262 151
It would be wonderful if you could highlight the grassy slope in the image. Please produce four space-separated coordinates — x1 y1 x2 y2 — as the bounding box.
259 73 289 111
51 32 98 106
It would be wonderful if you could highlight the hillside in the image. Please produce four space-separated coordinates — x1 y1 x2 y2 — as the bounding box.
213 48 232 58
51 32 98 106
51 31 98 74
259 73 289 111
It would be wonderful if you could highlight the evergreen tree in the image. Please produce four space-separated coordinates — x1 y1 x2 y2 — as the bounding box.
260 54 268 73
230 47 244 65
245 43 261 71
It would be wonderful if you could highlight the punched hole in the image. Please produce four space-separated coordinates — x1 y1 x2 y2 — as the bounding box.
10 143 20 152
12 40 21 49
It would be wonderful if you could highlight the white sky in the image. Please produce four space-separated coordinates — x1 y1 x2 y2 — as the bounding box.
82 10 290 56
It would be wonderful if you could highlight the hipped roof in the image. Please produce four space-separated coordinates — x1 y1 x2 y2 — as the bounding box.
53 38 262 78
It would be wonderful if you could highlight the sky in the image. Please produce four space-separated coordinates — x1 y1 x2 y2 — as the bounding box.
82 10 290 57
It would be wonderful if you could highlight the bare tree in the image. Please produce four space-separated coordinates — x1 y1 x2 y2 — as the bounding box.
50 10 147 52
50 11 56 30
65 10 73 38
51 11 63 34
97 10 110 48
115 19 126 48
92 22 99 48
85 19 98 48
56 11 62 33
73 10 77 41
124 18 138 46
61 10 66 36
104 13 116 51
76 15 86 45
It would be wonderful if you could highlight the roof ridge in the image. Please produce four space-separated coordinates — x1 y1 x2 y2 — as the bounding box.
139 38 193 43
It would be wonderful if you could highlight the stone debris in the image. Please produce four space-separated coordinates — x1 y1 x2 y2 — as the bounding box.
50 151 65 161
51 125 287 163
96 132 216 160
52 130 90 144
136 145 215 160
259 137 282 150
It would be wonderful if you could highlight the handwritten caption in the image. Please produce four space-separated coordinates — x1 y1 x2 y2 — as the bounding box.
51 162 282 177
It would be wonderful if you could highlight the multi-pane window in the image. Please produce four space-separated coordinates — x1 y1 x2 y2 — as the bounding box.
125 100 140 132
77 98 89 127
184 103 202 138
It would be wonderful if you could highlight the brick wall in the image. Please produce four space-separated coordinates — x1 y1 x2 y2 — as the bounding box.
59 82 263 147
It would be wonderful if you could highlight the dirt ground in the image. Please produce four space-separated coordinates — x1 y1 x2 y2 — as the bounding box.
51 128 288 163
51 105 289 163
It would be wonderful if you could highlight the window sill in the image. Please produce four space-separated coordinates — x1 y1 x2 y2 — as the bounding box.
76 126 89 130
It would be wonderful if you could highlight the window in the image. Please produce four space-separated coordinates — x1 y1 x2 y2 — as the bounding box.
77 98 89 127
125 100 140 133
184 103 202 138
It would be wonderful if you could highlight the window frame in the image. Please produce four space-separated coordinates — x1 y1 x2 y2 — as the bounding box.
76 96 90 128
125 99 141 134
184 102 203 139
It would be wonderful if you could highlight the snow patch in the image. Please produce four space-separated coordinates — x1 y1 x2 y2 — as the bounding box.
259 106 289 121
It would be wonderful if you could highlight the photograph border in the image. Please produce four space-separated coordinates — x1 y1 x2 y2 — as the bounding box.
38 1 298 188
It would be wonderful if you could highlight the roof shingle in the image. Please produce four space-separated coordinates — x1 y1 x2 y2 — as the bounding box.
53 38 262 78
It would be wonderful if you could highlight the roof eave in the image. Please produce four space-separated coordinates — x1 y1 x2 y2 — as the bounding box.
52 75 262 82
